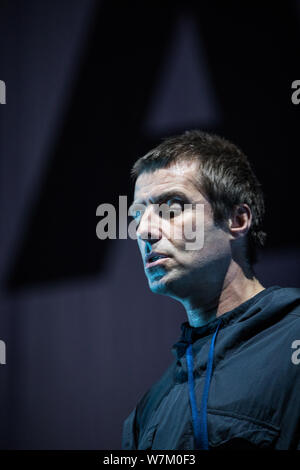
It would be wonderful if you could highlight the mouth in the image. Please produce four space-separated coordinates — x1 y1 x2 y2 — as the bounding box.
145 253 170 269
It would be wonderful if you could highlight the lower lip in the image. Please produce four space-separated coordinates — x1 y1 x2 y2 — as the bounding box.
145 257 170 269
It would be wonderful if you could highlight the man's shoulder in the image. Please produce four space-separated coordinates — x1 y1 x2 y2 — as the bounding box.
122 360 176 449
258 285 300 316
278 286 300 299
263 287 300 335
274 286 300 317
136 360 176 418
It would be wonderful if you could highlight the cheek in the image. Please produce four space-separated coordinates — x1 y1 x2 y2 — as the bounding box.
168 217 188 246
203 224 231 258
173 212 204 243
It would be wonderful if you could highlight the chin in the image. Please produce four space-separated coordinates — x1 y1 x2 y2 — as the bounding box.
148 273 178 297
149 280 167 295
149 271 190 302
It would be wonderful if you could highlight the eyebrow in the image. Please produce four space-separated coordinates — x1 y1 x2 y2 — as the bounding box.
130 190 190 213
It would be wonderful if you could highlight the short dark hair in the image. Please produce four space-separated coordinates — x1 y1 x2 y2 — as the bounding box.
131 130 266 267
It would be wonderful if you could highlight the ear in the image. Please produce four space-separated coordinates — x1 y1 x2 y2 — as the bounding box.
228 204 252 240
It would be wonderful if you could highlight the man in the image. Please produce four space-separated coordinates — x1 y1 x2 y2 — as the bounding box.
122 130 300 450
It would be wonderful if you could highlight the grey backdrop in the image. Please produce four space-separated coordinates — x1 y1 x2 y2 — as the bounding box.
0 0 299 449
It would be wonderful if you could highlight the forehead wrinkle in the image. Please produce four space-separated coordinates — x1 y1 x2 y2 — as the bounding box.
132 189 189 208
133 163 204 206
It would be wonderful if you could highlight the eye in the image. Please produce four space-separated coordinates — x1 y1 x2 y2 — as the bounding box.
166 199 184 217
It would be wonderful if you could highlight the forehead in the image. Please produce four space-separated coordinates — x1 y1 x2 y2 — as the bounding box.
133 160 203 203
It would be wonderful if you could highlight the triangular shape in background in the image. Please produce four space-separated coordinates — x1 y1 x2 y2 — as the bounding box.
143 12 221 135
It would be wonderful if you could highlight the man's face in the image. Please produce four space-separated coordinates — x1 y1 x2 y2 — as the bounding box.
131 160 232 300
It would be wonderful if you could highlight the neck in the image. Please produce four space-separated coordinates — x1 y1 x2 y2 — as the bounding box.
181 262 265 328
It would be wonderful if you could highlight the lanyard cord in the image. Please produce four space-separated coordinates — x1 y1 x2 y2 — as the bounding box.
186 318 222 450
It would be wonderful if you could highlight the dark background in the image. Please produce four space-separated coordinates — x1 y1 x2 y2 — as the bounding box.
0 0 299 449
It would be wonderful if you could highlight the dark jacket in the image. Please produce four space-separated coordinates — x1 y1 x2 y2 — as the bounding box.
122 286 300 449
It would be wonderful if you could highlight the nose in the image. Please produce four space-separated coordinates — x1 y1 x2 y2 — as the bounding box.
136 205 161 246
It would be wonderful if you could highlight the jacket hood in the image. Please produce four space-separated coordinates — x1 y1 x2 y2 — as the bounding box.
171 285 300 360
171 284 300 450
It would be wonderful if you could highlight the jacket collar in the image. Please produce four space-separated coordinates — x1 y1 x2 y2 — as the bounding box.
171 286 281 359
